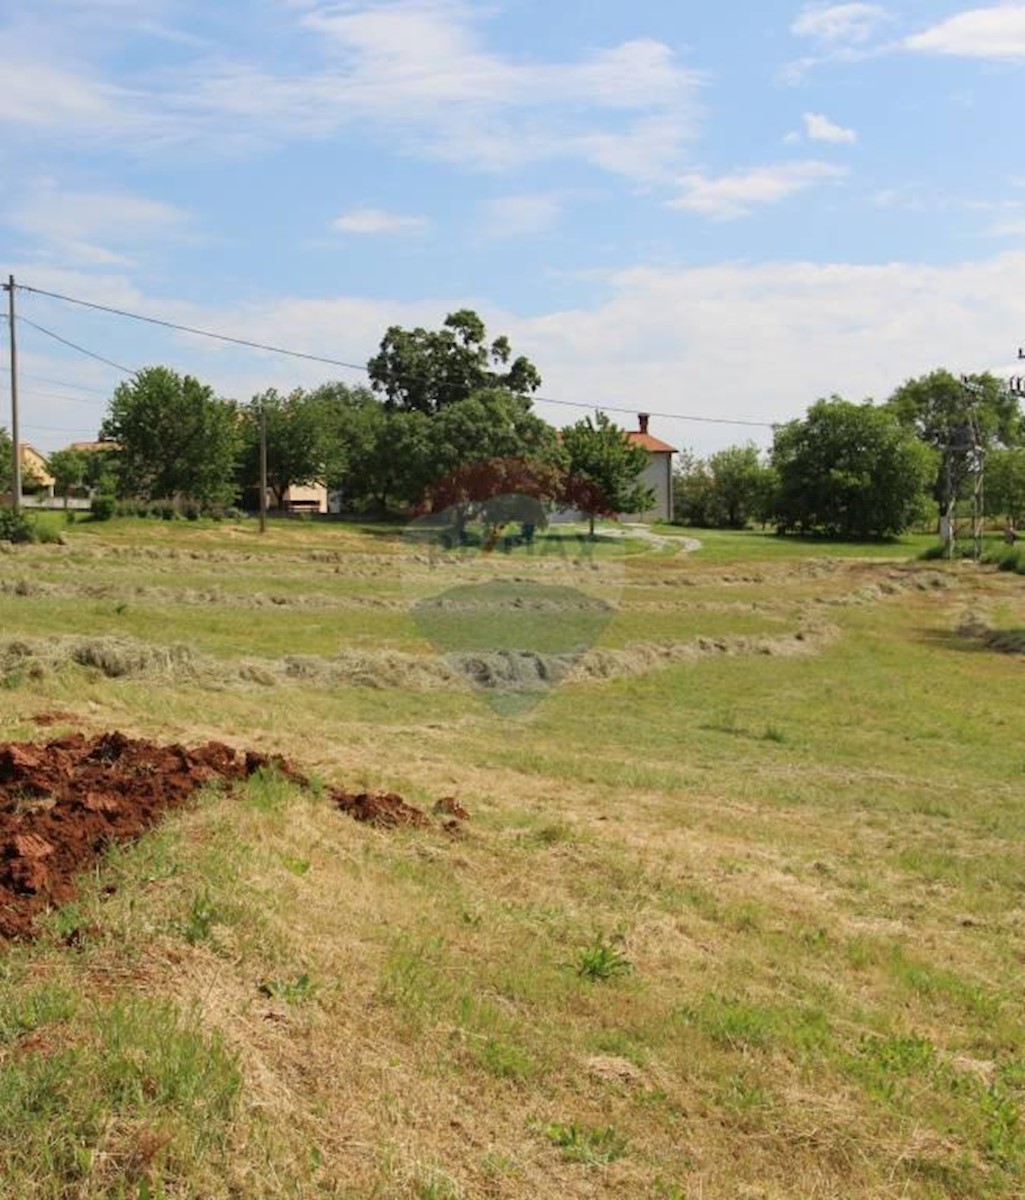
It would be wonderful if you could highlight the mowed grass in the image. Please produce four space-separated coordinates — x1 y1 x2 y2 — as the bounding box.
1 517 1024 1198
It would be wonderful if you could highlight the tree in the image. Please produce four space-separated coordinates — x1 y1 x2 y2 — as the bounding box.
101 367 241 505
47 448 89 508
772 397 936 539
421 389 559 534
367 309 541 415
674 443 773 528
986 448 1025 526
560 412 654 537
886 369 1023 524
239 388 330 509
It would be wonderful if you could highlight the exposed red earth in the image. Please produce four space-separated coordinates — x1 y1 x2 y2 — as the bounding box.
0 733 454 941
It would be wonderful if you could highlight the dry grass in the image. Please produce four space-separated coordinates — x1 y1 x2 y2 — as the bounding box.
1 519 1024 1198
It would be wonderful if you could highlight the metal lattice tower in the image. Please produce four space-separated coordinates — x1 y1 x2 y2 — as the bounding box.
945 378 987 561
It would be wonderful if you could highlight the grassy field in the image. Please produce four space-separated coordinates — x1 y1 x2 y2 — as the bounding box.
1 515 1024 1198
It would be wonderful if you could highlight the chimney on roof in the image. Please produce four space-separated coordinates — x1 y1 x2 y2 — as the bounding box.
638 412 650 435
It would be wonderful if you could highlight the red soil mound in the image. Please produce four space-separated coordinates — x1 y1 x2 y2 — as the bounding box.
0 734 448 942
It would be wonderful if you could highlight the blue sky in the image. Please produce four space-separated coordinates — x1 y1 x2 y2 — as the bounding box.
3 0 1025 454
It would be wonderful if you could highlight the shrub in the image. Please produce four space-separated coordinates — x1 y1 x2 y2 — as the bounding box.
90 496 116 522
0 510 37 543
983 546 1025 575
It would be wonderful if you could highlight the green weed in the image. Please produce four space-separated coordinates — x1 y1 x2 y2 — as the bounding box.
575 934 632 982
539 1122 628 1166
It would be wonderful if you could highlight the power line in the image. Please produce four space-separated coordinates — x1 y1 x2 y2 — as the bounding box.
15 280 778 428
18 283 368 373
22 389 105 408
532 395 773 428
16 315 137 376
0 366 112 395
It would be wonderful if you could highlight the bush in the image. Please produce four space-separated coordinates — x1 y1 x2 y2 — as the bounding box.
984 546 1025 575
0 509 37 543
90 496 116 522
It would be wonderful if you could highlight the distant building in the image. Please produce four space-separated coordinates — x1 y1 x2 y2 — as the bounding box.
275 483 328 514
624 414 676 523
20 444 55 498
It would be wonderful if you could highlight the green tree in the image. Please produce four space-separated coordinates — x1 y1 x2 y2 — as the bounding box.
46 448 89 508
422 389 559 534
81 445 121 498
101 367 241 505
986 448 1025 526
560 412 653 537
363 408 433 511
675 443 773 528
239 388 330 509
886 369 1022 523
367 310 541 415
772 397 935 539
427 389 557 480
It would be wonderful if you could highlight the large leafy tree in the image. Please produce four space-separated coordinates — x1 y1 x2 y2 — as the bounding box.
367 309 541 415
772 397 935 539
101 366 241 505
313 382 433 512
886 369 1022 523
422 389 559 533
427 389 557 480
239 388 330 508
560 412 653 537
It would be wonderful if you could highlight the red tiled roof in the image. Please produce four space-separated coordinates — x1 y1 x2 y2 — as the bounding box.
627 431 677 454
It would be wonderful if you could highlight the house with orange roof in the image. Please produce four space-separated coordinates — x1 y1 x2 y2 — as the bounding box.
20 444 55 499
624 414 675 523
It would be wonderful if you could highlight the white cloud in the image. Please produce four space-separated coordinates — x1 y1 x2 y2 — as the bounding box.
4 183 191 266
792 3 890 44
13 251 1025 456
483 194 563 239
331 208 430 235
803 111 858 142
0 3 703 179
906 5 1025 60
0 59 122 129
672 161 848 219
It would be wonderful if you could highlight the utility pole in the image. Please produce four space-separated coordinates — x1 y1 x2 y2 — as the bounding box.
948 376 987 562
259 401 268 534
4 276 21 513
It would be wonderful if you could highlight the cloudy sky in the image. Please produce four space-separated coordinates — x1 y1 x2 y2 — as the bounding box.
2 0 1025 453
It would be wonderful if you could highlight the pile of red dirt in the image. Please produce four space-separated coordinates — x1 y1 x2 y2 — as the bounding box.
0 733 457 942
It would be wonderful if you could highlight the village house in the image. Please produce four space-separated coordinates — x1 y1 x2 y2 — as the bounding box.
624 413 676 523
19 444 55 500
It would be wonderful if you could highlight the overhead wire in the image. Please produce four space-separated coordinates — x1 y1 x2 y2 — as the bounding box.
0 366 113 395
15 281 779 428
15 315 138 376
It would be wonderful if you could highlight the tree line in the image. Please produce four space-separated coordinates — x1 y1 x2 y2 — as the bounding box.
14 311 653 533
675 372 1025 539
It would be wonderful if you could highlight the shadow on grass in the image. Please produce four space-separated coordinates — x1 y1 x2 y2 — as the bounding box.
918 627 1025 656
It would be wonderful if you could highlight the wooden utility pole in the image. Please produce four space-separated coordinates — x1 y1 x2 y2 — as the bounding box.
259 401 268 534
4 276 21 513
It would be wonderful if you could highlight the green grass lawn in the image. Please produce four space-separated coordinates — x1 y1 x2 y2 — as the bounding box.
1 516 1023 1199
